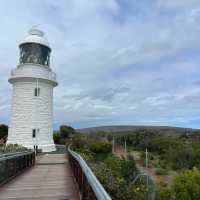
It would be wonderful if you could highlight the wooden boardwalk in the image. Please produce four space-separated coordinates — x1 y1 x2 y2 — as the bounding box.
0 154 80 200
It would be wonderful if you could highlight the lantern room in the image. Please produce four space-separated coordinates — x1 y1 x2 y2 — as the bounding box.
19 28 51 67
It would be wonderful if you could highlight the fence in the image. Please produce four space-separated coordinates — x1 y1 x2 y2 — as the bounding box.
68 146 112 200
0 151 35 186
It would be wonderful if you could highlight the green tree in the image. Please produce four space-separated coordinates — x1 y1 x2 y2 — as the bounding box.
71 134 88 149
60 125 75 138
53 132 61 144
53 125 76 144
167 146 195 170
157 168 200 200
89 141 112 154
0 124 8 139
156 188 172 200
173 168 200 200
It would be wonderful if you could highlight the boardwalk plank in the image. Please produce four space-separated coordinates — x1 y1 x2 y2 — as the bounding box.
0 154 79 200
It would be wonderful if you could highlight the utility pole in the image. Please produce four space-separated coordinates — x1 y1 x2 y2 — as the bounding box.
132 149 151 200
124 140 127 158
112 137 115 154
145 148 149 200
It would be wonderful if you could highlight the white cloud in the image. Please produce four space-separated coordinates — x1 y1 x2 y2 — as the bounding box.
0 0 200 128
156 0 200 9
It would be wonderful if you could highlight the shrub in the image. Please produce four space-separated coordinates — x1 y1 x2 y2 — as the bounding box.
60 125 75 138
53 132 61 144
0 144 28 153
165 146 196 170
71 135 88 149
120 158 138 182
89 141 112 154
156 187 172 200
156 168 200 200
91 155 145 200
172 168 200 200
155 168 168 175
0 124 8 141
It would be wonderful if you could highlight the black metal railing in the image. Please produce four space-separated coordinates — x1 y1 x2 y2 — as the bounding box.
0 151 35 186
68 147 112 200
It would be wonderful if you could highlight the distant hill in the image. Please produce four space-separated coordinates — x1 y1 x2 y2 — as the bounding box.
77 125 199 135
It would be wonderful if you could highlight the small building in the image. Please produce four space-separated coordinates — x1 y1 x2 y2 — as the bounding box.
7 27 58 152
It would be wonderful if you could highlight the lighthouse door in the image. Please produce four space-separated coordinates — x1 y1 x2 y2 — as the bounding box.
33 129 39 155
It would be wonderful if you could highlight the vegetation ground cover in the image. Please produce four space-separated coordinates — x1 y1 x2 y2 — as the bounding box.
1 123 200 199
85 129 200 200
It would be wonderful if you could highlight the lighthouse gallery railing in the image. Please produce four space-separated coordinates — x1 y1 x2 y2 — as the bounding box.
68 146 112 200
0 151 35 186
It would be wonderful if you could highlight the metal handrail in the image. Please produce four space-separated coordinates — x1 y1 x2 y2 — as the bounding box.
0 151 33 161
0 150 35 186
68 146 112 200
0 151 32 158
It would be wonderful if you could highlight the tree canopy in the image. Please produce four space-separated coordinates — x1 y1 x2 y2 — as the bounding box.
53 125 76 144
157 168 200 200
0 124 8 140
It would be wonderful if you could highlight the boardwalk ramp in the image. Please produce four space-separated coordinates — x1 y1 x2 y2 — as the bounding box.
0 154 79 200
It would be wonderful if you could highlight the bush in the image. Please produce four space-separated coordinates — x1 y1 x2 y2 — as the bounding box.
91 155 144 200
155 168 168 175
172 168 200 200
0 124 8 140
53 125 77 144
89 141 112 154
53 132 61 144
0 144 28 153
71 135 88 149
165 146 196 170
156 187 172 200
70 134 146 200
156 168 200 200
60 125 75 138
75 148 94 160
120 158 138 181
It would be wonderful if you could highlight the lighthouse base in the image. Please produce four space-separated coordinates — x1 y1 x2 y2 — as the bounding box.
24 144 56 153
39 144 56 152
7 140 56 153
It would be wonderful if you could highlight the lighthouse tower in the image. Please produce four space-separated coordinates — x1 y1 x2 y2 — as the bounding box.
7 27 58 152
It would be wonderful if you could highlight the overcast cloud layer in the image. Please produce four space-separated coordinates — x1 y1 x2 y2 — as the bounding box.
0 0 200 129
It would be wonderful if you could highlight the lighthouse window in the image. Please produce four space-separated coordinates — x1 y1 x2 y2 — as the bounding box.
32 129 36 138
19 43 50 66
34 88 40 96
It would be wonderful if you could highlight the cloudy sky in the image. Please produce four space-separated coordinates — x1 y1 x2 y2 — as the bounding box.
0 0 200 129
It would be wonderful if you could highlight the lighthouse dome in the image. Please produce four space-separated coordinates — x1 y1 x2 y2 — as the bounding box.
19 27 51 67
20 27 50 49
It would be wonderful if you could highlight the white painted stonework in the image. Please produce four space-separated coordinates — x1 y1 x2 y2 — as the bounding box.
7 28 58 152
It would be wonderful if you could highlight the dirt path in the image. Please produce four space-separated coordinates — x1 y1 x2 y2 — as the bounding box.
114 145 175 186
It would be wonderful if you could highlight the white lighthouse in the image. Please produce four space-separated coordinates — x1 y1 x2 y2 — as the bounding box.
7 27 58 152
